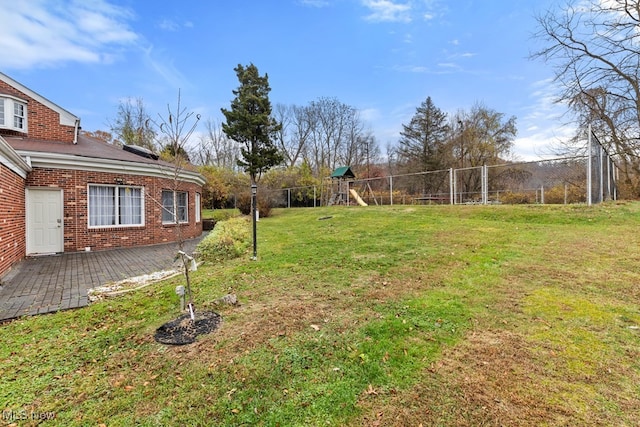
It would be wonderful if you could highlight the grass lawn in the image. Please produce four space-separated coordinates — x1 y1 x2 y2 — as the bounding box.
202 208 241 222
2 202 640 426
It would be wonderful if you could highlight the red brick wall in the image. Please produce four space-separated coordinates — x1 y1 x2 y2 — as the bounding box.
26 168 202 252
0 164 26 277
0 80 76 143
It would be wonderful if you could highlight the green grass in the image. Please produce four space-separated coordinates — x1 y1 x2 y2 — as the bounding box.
2 202 640 426
202 208 240 221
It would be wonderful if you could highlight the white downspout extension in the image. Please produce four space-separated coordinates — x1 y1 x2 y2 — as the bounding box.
73 118 80 144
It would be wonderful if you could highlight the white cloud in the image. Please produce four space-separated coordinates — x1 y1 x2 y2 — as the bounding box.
299 0 331 7
359 107 382 123
362 0 412 23
0 0 137 69
158 18 195 32
513 78 576 160
158 19 180 32
392 64 429 73
142 46 192 91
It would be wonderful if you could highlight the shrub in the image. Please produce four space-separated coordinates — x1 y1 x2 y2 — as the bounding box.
544 184 586 204
236 192 273 218
258 197 272 218
237 193 252 215
499 191 534 204
196 216 250 261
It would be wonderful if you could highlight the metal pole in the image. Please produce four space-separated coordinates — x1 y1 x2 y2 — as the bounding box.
607 154 613 200
599 145 604 203
389 176 393 206
587 124 592 206
452 168 456 205
449 168 455 205
313 186 317 208
251 183 257 260
482 165 487 205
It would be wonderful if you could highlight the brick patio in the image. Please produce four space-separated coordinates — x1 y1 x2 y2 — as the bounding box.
0 234 206 322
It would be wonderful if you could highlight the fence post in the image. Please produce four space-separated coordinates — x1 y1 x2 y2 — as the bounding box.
599 145 604 203
389 176 393 206
482 165 488 205
587 124 592 206
451 168 456 205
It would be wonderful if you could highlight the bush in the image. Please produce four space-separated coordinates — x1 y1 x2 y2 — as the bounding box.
498 191 534 204
237 193 252 215
236 192 273 218
196 216 251 261
544 184 586 204
258 197 272 218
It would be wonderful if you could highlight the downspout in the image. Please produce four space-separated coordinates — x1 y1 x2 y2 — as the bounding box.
73 118 80 144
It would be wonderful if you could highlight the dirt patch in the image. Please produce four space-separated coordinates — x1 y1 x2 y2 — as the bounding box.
356 329 564 426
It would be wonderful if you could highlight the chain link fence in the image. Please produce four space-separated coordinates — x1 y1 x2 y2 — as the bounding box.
262 153 618 208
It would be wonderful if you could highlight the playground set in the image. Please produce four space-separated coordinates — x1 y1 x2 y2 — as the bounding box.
328 166 377 206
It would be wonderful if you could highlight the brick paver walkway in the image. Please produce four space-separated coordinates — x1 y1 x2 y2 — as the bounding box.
0 234 206 322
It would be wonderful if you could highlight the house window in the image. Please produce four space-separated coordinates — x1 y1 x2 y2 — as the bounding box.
162 190 188 224
13 103 25 129
195 193 201 223
88 184 143 227
0 96 27 132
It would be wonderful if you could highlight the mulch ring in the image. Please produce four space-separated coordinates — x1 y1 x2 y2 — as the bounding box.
154 310 222 345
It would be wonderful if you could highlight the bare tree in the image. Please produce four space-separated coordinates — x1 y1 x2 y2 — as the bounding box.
108 97 156 150
150 90 201 249
531 0 640 194
305 97 366 175
191 118 238 168
455 103 517 195
273 103 314 168
350 132 380 178
80 129 114 144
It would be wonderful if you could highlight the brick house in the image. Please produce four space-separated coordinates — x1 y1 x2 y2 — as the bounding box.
0 72 205 278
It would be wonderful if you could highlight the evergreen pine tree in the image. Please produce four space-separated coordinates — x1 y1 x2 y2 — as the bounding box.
221 63 283 184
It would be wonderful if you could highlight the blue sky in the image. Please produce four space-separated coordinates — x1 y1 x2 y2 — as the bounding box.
0 0 573 160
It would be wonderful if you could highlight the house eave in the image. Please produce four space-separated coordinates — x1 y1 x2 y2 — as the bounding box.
0 135 32 178
16 150 206 186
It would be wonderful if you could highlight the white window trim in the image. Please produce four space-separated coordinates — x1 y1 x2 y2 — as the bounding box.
0 95 28 133
195 192 201 223
87 184 145 229
162 190 189 224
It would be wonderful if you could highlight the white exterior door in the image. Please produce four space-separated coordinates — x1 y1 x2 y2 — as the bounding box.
26 188 64 254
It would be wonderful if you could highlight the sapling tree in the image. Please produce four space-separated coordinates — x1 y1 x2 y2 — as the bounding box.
151 91 201 318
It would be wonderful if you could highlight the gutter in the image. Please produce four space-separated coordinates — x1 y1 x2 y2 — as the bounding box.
0 136 32 178
15 150 206 186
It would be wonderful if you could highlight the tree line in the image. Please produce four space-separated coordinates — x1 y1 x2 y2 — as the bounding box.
85 81 518 207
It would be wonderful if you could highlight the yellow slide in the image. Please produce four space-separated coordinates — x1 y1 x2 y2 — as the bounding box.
349 189 368 206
